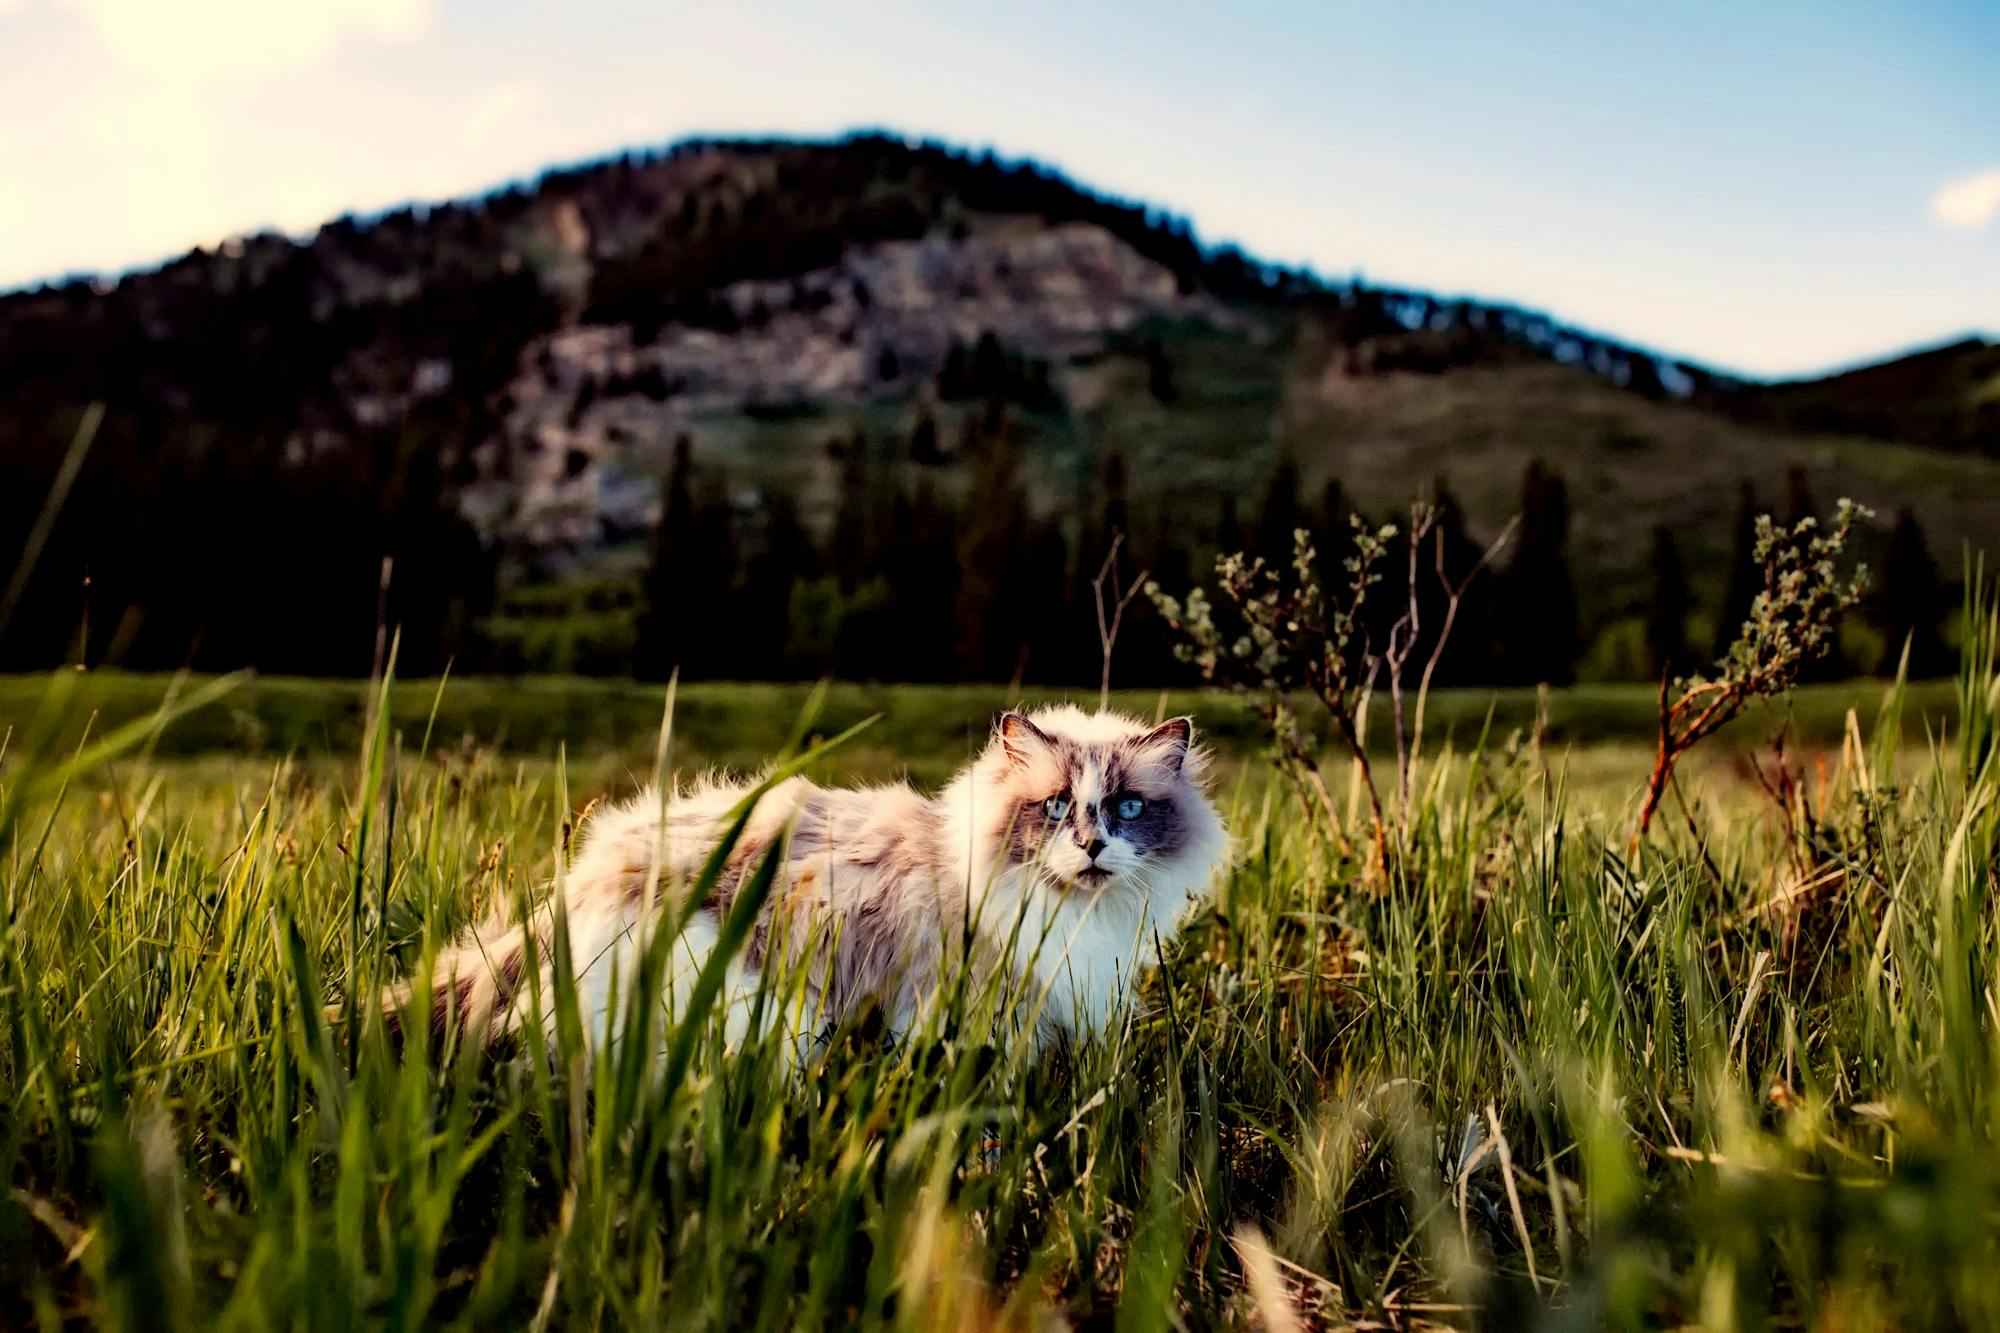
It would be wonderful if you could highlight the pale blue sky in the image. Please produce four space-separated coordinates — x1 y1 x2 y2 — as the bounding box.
0 0 1992 377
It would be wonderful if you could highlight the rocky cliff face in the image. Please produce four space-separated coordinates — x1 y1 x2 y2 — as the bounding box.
469 218 1222 561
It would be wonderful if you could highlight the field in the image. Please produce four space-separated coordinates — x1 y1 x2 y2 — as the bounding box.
0 670 1963 773
3 645 1999 1328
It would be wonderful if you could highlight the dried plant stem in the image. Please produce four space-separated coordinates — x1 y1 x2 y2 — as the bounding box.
1091 532 1150 711
1411 515 1518 777
1381 504 1437 811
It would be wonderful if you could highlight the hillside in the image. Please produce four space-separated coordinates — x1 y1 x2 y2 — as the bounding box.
1280 354 2000 624
1730 336 2000 453
1 134 1991 680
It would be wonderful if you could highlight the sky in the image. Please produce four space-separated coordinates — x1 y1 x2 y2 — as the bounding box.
0 0 1992 379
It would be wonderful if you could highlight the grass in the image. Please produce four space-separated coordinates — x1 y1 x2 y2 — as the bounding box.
3 611 1998 1327
0 672 1960 776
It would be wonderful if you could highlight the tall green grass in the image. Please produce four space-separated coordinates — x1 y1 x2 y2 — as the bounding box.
3 591 1998 1327
0 673 1960 773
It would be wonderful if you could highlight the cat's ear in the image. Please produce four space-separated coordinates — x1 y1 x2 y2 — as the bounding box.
1136 717 1194 774
996 711 1055 766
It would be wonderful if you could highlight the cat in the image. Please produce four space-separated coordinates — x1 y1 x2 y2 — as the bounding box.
390 706 1227 1055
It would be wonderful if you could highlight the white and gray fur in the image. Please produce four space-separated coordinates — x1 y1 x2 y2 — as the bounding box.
391 706 1227 1054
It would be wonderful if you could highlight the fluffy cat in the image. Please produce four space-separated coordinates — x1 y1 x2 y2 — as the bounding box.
393 706 1227 1054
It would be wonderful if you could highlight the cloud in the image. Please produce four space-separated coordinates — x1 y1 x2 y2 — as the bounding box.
1932 170 2000 231
57 0 430 82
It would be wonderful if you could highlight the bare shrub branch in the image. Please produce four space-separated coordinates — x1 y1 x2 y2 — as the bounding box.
1091 532 1150 711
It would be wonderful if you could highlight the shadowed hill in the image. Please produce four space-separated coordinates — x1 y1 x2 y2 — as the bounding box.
1730 336 2000 454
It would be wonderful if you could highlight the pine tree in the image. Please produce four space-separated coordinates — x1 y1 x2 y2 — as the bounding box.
834 428 916 679
1073 448 1133 681
1021 517 1073 683
1625 353 1666 400
970 330 1009 399
739 486 817 677
1096 448 1131 549
1310 478 1352 580
1782 465 1815 527
1079 448 1131 577
1714 480 1761 660
634 434 696 679
1872 506 1950 677
1422 480 1494 684
1499 459 1579 684
831 425 872 591
906 403 943 464
953 407 1031 680
880 478 959 681
1644 524 1690 681
938 342 972 399
1215 494 1243 562
1252 451 1303 567
681 482 738 679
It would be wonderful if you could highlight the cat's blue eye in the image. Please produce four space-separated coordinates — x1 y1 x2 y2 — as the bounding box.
1115 795 1145 821
1043 794 1071 820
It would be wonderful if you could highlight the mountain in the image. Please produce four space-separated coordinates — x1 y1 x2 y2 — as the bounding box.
1729 337 2000 454
2 134 1994 680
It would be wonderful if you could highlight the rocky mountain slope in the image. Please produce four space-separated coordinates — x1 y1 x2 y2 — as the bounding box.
476 214 1235 555
2 133 1994 676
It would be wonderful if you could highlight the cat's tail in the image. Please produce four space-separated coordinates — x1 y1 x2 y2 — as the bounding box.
379 914 548 1044
374 791 680 1045
370 779 800 1048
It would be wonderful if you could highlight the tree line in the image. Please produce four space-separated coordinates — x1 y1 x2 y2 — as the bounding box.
621 419 1958 688
0 392 1959 685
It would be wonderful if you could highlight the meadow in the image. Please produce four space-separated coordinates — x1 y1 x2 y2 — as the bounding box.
2 630 1997 1328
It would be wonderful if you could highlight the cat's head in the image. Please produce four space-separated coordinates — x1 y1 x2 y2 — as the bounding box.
976 705 1224 897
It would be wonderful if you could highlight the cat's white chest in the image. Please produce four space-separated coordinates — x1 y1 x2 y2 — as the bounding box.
997 877 1159 1038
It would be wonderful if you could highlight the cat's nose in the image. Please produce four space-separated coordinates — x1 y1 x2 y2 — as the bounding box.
1085 838 1107 861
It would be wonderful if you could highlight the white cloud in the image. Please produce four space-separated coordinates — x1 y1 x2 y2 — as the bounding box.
57 0 430 82
1932 170 2000 231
